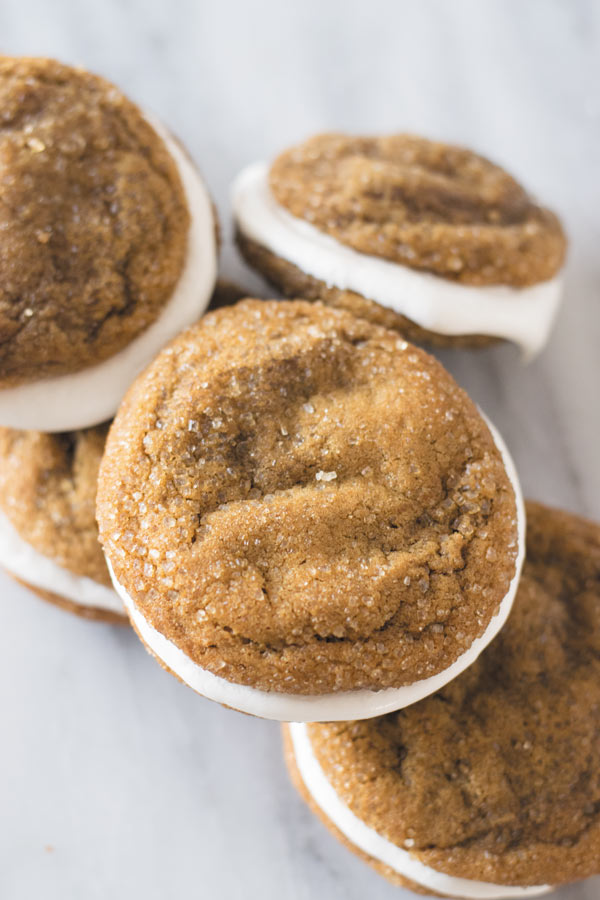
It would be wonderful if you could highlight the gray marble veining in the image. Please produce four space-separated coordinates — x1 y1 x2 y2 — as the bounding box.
0 1 599 897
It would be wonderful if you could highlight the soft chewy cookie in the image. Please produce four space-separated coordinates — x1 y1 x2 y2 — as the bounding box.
0 56 217 431
98 299 523 720
0 425 125 623
284 501 600 897
233 134 566 356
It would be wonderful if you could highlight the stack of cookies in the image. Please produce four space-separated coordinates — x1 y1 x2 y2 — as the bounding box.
2 56 597 899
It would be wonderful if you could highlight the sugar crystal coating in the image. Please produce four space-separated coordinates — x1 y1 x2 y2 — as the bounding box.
98 299 518 694
269 133 566 286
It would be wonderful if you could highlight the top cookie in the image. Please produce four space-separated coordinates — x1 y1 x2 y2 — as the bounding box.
0 56 189 386
298 501 600 888
270 133 566 286
98 299 519 701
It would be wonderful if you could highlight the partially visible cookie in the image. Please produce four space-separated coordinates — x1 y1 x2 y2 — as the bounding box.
233 133 566 356
284 501 600 896
207 279 256 311
0 56 218 431
0 425 126 623
98 298 523 720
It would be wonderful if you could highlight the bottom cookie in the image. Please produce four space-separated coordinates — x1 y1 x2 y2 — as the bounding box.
8 573 127 625
281 502 600 897
207 278 256 311
0 426 126 624
237 228 501 350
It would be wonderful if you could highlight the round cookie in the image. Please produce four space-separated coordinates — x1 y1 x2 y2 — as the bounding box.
284 501 600 897
233 133 566 356
0 425 126 623
0 56 217 431
98 299 523 720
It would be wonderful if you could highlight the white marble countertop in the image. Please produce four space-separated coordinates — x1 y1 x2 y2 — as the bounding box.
1 1 599 898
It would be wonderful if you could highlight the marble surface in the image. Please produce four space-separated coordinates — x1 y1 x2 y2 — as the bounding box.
1 1 599 898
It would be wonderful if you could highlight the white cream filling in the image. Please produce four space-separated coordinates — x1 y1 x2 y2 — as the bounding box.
108 414 525 722
288 722 551 899
0 509 123 614
0 118 218 432
232 163 563 358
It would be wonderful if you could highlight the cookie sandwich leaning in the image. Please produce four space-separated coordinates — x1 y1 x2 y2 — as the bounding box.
233 133 566 356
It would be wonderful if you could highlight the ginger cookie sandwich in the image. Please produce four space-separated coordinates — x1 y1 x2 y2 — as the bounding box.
284 500 600 897
0 56 217 432
0 425 125 623
98 299 524 720
233 134 566 356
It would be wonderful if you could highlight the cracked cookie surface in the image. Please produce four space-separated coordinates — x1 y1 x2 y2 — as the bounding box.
0 56 189 386
98 299 518 694
269 133 566 286
0 424 110 584
298 502 600 886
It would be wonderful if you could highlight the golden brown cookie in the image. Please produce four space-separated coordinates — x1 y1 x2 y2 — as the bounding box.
0 425 126 622
284 501 600 895
233 134 566 354
98 299 522 719
0 56 217 432
0 56 188 384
